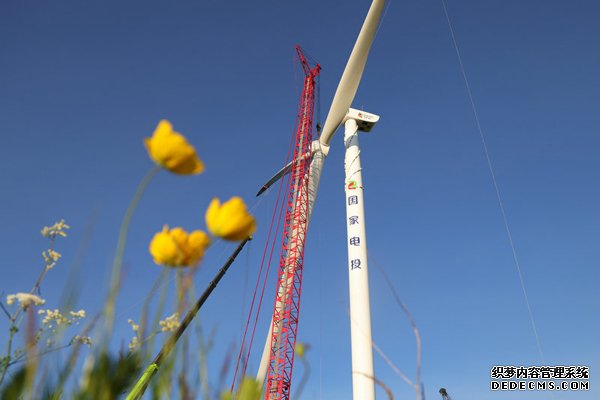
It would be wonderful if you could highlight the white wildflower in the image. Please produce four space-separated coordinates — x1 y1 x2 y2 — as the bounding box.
127 318 140 332
159 312 180 333
6 293 46 308
38 308 86 329
127 318 141 351
72 335 92 347
42 249 62 269
128 335 139 352
44 249 61 262
41 219 70 239
39 309 69 328
70 309 86 319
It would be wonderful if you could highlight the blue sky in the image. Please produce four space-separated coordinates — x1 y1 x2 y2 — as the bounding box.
1 0 599 399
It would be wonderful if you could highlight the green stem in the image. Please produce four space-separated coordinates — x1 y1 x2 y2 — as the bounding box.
139 269 166 354
0 321 15 386
31 239 55 295
102 166 161 344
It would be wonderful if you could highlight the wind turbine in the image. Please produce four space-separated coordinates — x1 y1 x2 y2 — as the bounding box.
254 1 386 399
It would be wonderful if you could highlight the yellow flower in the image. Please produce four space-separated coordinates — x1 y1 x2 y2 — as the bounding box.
148 225 210 267
144 120 204 175
205 197 256 241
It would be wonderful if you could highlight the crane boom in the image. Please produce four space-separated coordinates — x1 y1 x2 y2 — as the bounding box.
265 46 320 400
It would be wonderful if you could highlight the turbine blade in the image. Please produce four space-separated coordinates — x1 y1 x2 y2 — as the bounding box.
256 161 293 196
319 0 386 146
256 151 312 196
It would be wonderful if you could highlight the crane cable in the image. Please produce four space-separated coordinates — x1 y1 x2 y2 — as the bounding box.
440 0 547 365
231 124 293 393
231 50 307 392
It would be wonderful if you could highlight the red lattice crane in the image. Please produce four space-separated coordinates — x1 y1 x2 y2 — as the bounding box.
265 46 320 400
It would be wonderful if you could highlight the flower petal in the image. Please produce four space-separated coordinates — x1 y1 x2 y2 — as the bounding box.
149 226 184 266
186 230 211 265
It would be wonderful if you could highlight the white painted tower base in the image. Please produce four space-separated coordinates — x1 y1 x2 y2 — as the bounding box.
344 115 376 400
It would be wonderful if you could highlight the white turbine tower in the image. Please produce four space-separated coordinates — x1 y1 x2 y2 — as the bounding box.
256 1 386 399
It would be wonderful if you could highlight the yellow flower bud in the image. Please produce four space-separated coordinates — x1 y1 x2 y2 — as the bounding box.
205 197 256 241
144 120 204 175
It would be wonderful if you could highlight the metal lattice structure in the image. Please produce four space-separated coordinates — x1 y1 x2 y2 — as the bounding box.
265 46 320 400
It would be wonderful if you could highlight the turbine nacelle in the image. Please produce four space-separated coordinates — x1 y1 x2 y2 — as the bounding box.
343 108 380 132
